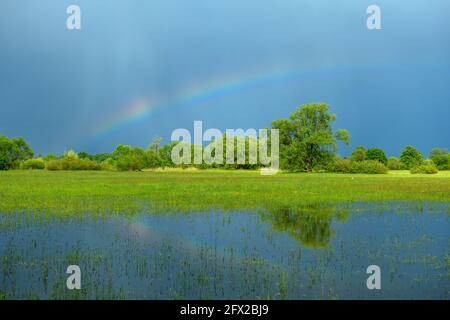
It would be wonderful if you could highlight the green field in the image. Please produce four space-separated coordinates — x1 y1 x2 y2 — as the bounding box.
0 170 449 214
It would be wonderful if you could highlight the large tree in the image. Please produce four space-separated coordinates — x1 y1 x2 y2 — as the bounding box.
113 144 147 171
429 148 449 170
272 103 350 172
400 145 423 169
0 135 34 170
366 147 387 165
146 137 163 168
350 146 367 162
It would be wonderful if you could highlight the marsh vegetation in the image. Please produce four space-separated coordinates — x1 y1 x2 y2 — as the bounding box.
0 171 449 299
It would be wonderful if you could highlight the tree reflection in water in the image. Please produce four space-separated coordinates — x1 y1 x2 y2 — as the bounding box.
260 203 350 248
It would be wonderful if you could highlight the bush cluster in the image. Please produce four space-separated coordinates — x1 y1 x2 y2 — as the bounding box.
410 160 438 174
45 158 102 171
1 131 448 174
429 148 449 170
387 157 403 170
328 159 388 174
400 145 423 169
20 158 45 170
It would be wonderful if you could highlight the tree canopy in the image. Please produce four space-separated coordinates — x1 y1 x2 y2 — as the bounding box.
366 148 388 165
429 148 449 170
400 145 423 169
350 146 367 162
272 103 350 172
0 136 34 170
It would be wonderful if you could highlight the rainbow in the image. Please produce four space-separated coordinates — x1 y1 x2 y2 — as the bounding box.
89 63 332 141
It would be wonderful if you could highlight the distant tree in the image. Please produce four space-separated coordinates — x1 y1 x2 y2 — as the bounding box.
272 119 294 147
366 148 387 165
113 145 147 171
272 119 299 170
0 135 34 170
64 149 79 160
78 151 89 159
0 136 15 170
400 145 423 169
272 103 351 172
335 129 351 146
146 137 163 168
90 153 112 163
157 142 178 168
148 137 162 153
429 148 448 158
212 134 262 170
350 146 366 162
429 148 449 170
387 157 402 170
12 137 34 161
43 154 57 162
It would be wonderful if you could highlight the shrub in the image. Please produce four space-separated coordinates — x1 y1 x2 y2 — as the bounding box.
45 158 102 171
64 149 79 161
387 157 403 170
91 153 113 163
430 155 449 170
328 158 353 173
116 154 146 171
43 154 57 162
44 149 109 171
45 159 62 171
21 158 45 170
328 159 388 174
400 145 423 169
410 160 438 174
365 148 387 165
352 160 388 174
113 145 147 171
429 148 449 170
77 159 101 170
350 146 366 162
99 162 115 171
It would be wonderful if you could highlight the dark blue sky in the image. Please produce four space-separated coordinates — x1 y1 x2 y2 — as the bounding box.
0 0 449 157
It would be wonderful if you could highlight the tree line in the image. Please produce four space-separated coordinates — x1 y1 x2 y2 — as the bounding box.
1 103 449 173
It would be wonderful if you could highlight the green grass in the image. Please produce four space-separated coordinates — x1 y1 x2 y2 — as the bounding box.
0 170 449 214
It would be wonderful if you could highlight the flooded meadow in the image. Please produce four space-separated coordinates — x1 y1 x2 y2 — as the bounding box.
0 202 448 299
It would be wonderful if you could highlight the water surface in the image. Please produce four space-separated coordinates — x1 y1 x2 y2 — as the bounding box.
0 202 448 299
